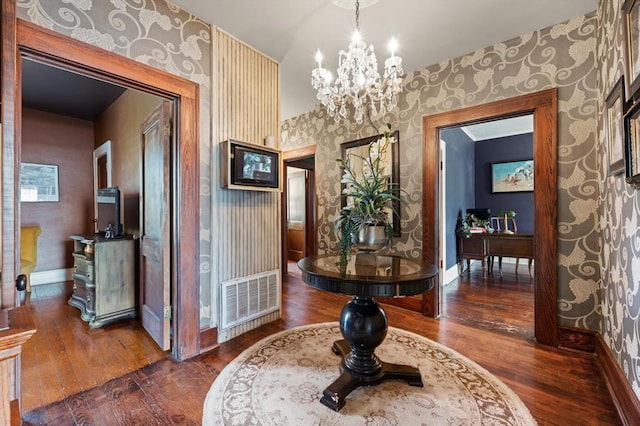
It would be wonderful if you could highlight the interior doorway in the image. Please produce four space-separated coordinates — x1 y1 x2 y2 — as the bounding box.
439 115 535 339
422 89 559 346
281 145 317 275
3 18 199 360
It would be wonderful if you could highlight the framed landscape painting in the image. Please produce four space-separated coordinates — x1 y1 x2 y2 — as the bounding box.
491 159 534 193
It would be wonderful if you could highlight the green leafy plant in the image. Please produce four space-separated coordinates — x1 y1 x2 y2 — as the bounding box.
459 213 494 237
334 123 402 263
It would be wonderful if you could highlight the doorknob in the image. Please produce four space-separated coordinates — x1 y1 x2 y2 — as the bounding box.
16 274 27 291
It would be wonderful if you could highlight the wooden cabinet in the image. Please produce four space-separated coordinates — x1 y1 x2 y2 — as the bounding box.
68 235 136 328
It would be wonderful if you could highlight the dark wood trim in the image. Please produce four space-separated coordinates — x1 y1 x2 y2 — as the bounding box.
10 399 20 426
199 326 219 351
596 334 640 425
558 326 597 352
422 89 559 346
1 0 18 309
282 145 317 274
2 17 200 360
282 144 316 161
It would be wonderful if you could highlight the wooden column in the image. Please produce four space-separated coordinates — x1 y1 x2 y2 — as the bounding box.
0 306 36 425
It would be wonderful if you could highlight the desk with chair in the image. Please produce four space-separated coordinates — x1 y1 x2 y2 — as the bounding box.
457 232 534 277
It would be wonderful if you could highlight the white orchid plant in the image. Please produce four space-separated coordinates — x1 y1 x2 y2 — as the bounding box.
334 123 401 260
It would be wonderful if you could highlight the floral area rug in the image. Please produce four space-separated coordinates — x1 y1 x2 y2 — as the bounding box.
203 322 536 425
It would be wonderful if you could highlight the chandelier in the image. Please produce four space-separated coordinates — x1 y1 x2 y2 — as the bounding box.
311 0 404 123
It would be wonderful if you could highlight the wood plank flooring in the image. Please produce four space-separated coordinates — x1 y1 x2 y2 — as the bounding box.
21 282 167 413
20 263 620 425
443 260 535 339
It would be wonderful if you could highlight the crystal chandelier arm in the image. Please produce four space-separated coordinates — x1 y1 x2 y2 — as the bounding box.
311 0 404 123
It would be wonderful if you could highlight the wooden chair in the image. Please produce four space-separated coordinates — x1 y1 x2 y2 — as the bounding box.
487 217 532 277
20 225 41 292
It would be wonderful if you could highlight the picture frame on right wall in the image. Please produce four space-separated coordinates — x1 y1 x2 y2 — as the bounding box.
624 98 640 188
605 76 625 176
623 0 640 100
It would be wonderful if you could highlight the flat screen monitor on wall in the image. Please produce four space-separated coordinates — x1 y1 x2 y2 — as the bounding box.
221 139 281 192
96 186 122 237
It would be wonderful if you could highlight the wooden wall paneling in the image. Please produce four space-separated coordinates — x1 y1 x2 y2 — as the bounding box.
9 20 199 360
422 89 558 346
214 30 282 342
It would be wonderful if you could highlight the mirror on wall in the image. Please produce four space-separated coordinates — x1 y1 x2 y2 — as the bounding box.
340 130 400 237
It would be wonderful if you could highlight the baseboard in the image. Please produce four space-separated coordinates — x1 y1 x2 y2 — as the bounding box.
31 268 73 286
200 326 219 351
596 334 640 425
558 326 597 352
442 264 458 285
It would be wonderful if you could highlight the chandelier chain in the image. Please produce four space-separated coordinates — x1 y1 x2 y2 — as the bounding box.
355 0 360 32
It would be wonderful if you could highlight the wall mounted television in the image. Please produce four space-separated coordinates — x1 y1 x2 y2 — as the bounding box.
96 186 123 237
221 139 281 192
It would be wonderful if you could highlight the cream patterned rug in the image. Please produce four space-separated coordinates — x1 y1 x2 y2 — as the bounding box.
203 322 536 425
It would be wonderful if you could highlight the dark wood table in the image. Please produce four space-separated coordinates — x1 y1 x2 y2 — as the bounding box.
457 232 534 277
298 254 438 411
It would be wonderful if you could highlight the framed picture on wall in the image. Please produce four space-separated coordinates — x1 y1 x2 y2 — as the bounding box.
624 99 640 188
605 76 626 176
20 163 60 202
623 0 640 99
490 159 534 193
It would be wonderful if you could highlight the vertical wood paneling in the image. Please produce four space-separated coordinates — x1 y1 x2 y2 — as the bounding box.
212 30 281 330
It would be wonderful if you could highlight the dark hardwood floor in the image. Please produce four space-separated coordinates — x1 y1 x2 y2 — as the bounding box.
20 261 619 425
443 260 535 340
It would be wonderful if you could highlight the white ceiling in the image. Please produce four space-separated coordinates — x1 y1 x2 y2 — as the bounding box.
461 115 533 142
170 0 598 121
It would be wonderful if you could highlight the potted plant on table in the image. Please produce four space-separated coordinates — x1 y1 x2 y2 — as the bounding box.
334 124 402 265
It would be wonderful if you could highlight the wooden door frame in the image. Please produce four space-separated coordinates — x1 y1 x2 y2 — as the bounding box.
422 89 558 346
281 145 317 274
1 11 200 360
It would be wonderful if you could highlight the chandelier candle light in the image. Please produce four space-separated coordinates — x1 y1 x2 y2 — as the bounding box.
311 0 404 123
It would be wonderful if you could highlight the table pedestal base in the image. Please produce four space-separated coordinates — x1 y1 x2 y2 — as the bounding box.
320 339 424 411
320 297 423 411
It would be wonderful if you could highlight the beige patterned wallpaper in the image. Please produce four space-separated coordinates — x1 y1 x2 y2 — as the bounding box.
596 0 640 402
282 15 600 329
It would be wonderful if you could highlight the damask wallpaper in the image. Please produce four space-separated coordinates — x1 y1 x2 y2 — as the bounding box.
282 6 640 399
15 0 215 325
282 13 600 330
597 0 640 400
13 0 640 400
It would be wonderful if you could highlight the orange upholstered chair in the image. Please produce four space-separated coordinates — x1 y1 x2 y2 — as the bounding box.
20 225 41 292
